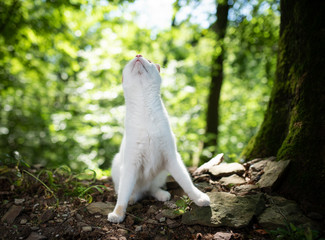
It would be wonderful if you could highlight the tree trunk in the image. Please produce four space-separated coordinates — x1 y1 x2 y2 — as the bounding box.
203 0 230 160
241 0 325 211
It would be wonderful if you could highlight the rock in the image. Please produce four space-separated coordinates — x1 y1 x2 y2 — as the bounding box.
82 226 92 232
244 158 263 168
146 205 158 215
250 160 269 172
257 160 290 189
20 219 28 224
194 181 210 190
182 192 265 228
166 219 180 228
55 218 63 223
248 158 276 183
233 184 259 194
161 209 180 219
258 195 318 230
155 213 166 222
117 228 128 235
209 163 245 178
135 225 142 232
86 202 115 215
146 219 159 225
213 232 233 240
219 174 246 186
204 186 214 192
40 209 55 223
75 213 83 221
77 222 88 228
26 232 47 240
193 153 224 175
1 205 23 224
14 198 25 205
193 174 211 182
163 201 177 209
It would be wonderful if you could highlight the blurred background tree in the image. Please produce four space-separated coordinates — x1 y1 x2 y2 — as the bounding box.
0 0 279 171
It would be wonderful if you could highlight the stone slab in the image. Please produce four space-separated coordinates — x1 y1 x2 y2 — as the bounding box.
86 202 115 215
209 163 245 178
182 192 265 228
257 160 290 189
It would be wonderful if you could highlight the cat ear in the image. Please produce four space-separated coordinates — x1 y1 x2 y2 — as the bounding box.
155 64 160 73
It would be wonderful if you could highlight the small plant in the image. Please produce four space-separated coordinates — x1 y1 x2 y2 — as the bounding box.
269 223 322 240
23 170 59 205
0 153 109 205
78 185 107 203
173 195 192 215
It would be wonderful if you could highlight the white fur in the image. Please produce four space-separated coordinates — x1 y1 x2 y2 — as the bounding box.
107 56 210 223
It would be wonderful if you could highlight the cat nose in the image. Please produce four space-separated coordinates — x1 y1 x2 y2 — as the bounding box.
136 54 142 58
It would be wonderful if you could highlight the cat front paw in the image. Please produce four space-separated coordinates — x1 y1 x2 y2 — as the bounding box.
193 192 210 207
107 211 125 223
108 205 126 223
152 189 171 202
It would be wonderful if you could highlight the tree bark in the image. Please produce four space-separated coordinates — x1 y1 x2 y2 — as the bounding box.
241 0 325 211
203 0 230 160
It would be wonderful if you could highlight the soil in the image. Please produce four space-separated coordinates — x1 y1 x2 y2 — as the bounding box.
0 166 272 240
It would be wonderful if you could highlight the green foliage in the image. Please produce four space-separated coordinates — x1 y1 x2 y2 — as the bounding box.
173 195 192 215
269 223 323 240
0 0 279 169
0 155 108 204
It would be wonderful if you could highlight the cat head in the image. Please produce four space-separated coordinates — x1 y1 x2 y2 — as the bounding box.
122 55 161 95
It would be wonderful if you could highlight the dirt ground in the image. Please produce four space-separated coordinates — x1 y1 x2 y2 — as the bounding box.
0 166 275 240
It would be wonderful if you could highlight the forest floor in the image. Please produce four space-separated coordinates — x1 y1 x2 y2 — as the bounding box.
0 161 317 240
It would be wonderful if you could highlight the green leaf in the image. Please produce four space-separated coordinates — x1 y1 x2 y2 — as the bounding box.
175 199 186 208
289 223 297 232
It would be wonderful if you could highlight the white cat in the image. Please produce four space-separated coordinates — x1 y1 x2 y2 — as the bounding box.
107 55 210 223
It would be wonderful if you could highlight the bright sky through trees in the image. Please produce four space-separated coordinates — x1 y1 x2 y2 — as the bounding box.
125 0 276 31
127 0 216 30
